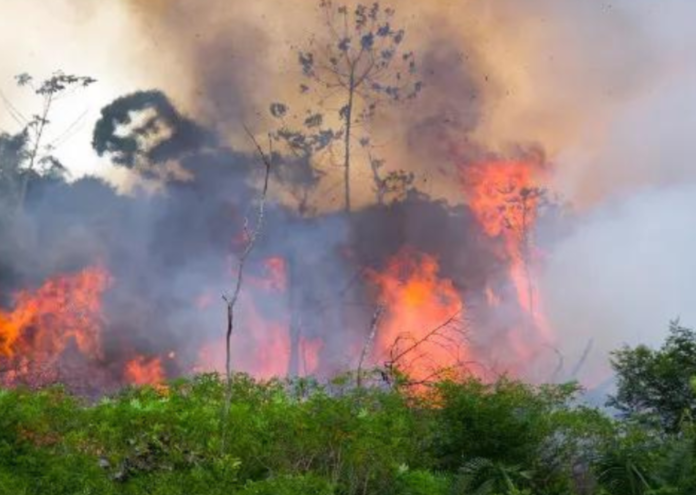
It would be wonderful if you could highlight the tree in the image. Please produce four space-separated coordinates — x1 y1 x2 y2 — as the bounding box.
265 1 422 379
593 425 658 495
92 89 209 178
270 1 422 212
456 457 533 495
221 127 273 450
6 71 96 210
0 132 29 213
608 320 696 432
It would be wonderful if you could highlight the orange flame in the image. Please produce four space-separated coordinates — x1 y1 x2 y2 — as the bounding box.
462 160 553 348
367 249 470 383
125 356 165 386
195 256 291 379
0 267 111 359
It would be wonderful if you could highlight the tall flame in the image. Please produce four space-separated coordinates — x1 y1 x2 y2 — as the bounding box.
462 160 554 367
367 249 470 383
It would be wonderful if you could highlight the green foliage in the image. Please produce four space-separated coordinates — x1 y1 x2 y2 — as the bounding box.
456 457 533 495
392 469 451 495
609 320 696 432
430 379 577 470
0 373 591 495
1 366 694 495
237 474 334 495
593 426 657 495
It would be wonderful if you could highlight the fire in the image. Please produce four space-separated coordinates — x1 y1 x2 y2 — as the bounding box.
194 255 292 379
461 160 553 349
0 266 111 360
367 249 470 383
239 256 290 378
125 356 165 386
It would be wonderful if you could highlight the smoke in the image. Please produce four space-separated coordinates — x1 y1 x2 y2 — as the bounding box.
2 0 696 391
534 0 696 386
541 185 696 386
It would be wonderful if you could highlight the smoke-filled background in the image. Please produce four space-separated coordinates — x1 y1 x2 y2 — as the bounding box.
1 0 695 394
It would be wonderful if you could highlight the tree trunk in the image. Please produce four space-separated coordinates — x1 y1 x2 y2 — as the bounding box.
17 94 52 211
343 71 355 213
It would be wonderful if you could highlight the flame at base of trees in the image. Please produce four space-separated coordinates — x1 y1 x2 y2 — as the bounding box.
367 248 473 384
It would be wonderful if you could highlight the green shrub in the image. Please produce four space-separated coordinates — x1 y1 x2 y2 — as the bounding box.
237 474 334 495
393 469 451 495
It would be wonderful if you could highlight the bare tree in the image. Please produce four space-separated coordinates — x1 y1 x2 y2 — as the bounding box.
270 1 422 212
356 304 384 387
265 2 422 381
221 126 273 449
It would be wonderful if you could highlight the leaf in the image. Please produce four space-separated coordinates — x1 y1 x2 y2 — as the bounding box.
270 103 288 118
15 73 32 86
304 113 323 128
338 37 351 52
298 52 315 76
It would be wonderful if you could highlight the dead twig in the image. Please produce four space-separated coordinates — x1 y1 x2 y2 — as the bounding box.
356 305 384 388
570 339 594 379
221 125 273 451
389 308 465 366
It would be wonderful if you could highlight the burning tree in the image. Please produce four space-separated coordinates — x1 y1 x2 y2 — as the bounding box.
461 159 555 355
501 185 549 326
270 1 422 212
262 1 424 379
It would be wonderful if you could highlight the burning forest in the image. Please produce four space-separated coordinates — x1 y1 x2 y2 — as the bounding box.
0 93 558 393
5 2 696 494
0 0 694 398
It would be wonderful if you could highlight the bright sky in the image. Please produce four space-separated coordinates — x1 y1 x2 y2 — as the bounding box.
0 0 154 182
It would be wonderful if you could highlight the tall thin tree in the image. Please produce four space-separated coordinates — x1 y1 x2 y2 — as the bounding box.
10 71 96 211
271 1 421 212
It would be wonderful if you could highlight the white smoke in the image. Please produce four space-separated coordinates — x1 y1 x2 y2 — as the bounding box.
541 183 696 385
537 0 696 386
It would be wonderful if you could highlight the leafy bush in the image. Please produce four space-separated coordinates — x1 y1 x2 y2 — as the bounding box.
1 370 691 495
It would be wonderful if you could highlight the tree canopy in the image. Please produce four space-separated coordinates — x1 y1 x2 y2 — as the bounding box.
609 319 696 432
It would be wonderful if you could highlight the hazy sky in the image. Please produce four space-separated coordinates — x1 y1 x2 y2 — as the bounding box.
2 0 696 201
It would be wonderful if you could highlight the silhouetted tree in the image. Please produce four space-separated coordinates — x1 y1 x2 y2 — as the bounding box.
270 1 422 212
92 90 209 180
7 71 96 210
609 320 696 433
